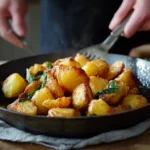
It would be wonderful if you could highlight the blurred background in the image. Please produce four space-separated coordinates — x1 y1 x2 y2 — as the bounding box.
0 0 40 60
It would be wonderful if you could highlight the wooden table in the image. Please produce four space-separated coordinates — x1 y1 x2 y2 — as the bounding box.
0 61 150 150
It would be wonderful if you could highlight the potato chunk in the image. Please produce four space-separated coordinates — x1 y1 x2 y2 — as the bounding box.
53 65 89 93
31 87 54 114
89 76 108 96
122 94 148 109
8 100 37 115
74 53 90 67
29 64 45 75
82 59 109 78
100 80 129 105
53 57 80 68
72 83 93 111
45 77 64 98
42 97 71 109
88 99 112 115
2 73 27 98
116 68 137 89
48 108 81 117
107 61 124 80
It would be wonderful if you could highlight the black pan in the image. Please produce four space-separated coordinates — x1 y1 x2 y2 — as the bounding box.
0 52 150 138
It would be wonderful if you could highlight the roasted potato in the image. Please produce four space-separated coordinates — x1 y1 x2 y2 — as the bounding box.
82 59 109 78
31 87 54 114
107 61 124 80
24 80 40 94
74 53 90 67
29 64 46 75
45 78 64 98
72 83 93 111
100 80 129 105
2 73 27 98
89 76 108 96
116 68 137 89
53 57 80 68
122 94 148 109
53 65 89 93
7 99 37 115
112 105 131 113
88 99 112 115
48 108 81 117
42 97 71 109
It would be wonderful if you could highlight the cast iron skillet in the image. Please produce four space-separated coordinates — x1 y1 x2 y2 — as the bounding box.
0 52 150 138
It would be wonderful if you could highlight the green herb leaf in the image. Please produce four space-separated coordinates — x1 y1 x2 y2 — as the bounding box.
95 80 120 99
45 61 52 69
33 71 44 80
19 98 30 102
26 68 34 83
41 72 47 88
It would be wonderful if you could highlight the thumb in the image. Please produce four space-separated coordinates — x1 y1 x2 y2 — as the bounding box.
11 13 27 37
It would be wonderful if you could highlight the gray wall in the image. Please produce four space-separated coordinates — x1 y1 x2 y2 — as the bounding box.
0 1 40 60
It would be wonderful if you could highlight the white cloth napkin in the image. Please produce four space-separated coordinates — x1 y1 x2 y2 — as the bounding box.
0 118 150 150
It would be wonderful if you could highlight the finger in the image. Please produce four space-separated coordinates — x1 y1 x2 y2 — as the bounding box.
138 20 150 31
11 12 27 37
124 4 148 37
109 0 135 30
0 15 26 48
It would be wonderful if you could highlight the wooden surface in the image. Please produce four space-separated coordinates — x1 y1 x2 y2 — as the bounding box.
0 128 150 150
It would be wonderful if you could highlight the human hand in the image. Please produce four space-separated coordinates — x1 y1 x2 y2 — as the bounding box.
109 0 150 38
0 0 28 48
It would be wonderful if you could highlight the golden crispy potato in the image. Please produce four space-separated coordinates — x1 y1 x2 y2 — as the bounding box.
107 61 124 80
53 65 89 93
116 68 137 89
29 64 45 75
82 59 109 78
74 53 90 67
112 105 131 113
48 108 81 117
31 87 54 114
7 99 37 115
42 97 71 109
2 73 27 98
45 78 64 98
88 99 112 115
53 57 80 68
100 80 129 105
128 87 139 94
122 94 148 109
24 80 40 94
72 83 93 111
89 76 108 96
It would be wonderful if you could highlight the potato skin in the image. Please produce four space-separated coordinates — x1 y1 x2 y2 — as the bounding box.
122 94 148 109
107 61 124 80
74 53 90 67
53 65 89 93
53 57 80 68
45 77 64 98
72 83 93 111
88 99 112 115
31 87 54 115
2 73 27 98
116 68 137 89
82 59 109 78
100 80 129 105
42 97 72 109
29 64 45 75
48 108 81 117
89 76 108 96
7 99 37 115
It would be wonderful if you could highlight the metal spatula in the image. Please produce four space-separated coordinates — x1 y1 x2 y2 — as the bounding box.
79 12 133 60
